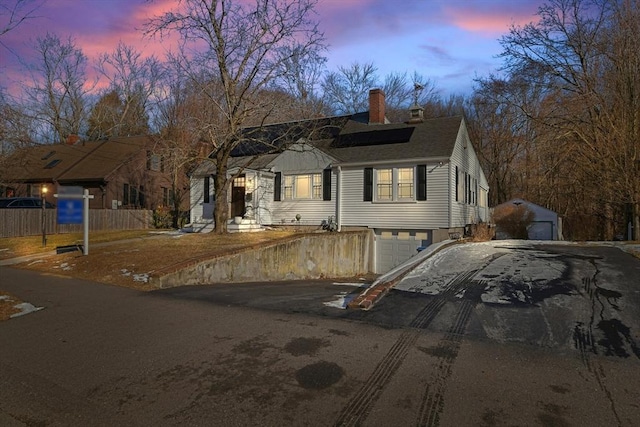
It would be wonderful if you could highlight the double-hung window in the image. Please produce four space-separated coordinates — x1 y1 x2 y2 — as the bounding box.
275 170 331 202
397 168 414 200
365 165 425 202
281 173 324 200
376 169 393 200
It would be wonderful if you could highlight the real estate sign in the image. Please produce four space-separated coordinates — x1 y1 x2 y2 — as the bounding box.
57 186 84 224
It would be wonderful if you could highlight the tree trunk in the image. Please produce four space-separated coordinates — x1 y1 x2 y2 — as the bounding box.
604 202 614 240
213 162 229 234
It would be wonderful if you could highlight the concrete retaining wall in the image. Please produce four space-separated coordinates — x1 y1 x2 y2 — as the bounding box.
153 230 373 288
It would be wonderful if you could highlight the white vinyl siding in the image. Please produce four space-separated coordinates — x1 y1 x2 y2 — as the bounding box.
449 122 489 226
267 143 337 225
269 170 337 225
341 164 449 229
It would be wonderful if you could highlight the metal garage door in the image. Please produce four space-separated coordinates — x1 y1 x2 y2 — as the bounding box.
376 231 427 273
528 221 553 240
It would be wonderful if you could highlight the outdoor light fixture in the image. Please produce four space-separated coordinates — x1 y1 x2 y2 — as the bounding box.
41 184 48 247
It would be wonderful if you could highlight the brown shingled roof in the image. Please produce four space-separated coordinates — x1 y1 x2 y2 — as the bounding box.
1 136 157 184
57 136 156 182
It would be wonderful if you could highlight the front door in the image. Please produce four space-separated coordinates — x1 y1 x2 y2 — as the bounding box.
231 175 245 218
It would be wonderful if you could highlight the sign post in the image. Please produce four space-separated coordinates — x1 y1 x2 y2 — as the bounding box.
55 186 94 255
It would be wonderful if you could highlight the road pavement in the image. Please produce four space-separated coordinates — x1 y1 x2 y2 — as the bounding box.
1 241 639 426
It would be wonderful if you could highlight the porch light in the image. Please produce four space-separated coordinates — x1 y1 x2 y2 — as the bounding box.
41 184 48 247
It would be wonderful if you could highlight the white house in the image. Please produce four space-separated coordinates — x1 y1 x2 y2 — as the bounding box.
189 89 490 272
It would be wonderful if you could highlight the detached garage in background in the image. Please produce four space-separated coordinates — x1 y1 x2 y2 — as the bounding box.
493 199 563 241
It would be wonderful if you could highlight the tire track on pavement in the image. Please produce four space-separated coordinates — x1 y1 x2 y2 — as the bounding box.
333 269 480 427
416 291 477 426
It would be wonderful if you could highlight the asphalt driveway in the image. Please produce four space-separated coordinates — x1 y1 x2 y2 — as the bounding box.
1 241 640 426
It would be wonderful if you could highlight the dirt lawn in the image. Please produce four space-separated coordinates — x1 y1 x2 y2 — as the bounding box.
2 230 299 292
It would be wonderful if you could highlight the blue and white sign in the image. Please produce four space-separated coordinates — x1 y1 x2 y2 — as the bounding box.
57 198 83 224
56 186 84 225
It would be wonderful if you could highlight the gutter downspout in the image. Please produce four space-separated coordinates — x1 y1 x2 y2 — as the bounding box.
336 165 342 232
448 162 452 229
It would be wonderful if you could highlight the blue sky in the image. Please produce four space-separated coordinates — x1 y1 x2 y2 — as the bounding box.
0 0 544 97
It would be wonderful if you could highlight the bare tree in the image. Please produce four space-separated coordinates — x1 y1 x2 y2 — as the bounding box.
321 62 378 114
321 63 440 120
272 44 328 117
93 42 164 138
87 89 149 140
383 72 438 122
0 0 42 38
495 0 640 239
146 0 325 233
24 33 92 143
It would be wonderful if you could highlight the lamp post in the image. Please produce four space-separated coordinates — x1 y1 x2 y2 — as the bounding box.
41 184 48 247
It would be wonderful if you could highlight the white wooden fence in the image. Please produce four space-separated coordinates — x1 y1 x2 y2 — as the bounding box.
0 209 152 238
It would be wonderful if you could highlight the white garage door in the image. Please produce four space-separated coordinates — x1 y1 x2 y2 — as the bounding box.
528 221 553 240
376 231 427 273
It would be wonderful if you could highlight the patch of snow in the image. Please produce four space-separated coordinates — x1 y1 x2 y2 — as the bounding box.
323 291 355 309
10 302 44 318
121 269 131 276
332 282 368 288
396 241 567 305
0 295 11 301
133 273 149 283
28 259 44 266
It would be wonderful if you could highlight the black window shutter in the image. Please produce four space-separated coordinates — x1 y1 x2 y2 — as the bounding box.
455 166 459 201
417 164 427 201
203 177 210 203
323 168 331 201
274 172 282 201
363 168 373 201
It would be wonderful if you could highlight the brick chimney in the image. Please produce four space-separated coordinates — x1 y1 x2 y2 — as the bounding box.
66 134 79 145
368 89 386 124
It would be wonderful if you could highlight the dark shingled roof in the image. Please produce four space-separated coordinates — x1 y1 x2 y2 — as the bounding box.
188 112 466 178
230 114 353 157
317 115 463 163
213 114 464 173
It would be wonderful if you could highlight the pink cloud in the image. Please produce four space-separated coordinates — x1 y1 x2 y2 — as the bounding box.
443 3 540 36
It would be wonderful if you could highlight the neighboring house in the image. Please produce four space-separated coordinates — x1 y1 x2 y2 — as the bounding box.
0 135 182 211
190 89 490 272
493 198 563 241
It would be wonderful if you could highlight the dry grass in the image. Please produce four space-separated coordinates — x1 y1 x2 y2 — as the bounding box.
7 230 299 291
0 293 23 321
469 223 495 242
0 230 154 260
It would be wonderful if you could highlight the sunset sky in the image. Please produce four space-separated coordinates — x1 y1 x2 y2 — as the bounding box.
0 0 544 97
